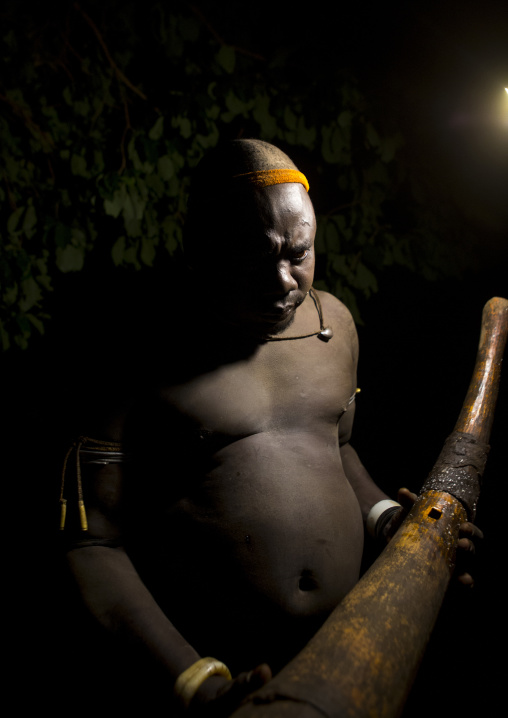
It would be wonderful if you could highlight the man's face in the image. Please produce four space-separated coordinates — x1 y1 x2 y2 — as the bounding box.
204 183 316 336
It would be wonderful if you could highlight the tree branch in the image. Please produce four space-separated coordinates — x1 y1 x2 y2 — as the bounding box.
74 2 148 101
190 5 266 62
0 92 54 150
119 95 133 174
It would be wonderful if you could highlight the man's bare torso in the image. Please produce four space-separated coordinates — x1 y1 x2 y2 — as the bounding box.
120 291 364 670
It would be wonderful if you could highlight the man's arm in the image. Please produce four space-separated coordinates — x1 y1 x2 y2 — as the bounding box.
64 461 270 713
338 404 482 578
339 441 390 521
65 462 204 686
338 401 390 521
66 543 200 678
322 292 391 521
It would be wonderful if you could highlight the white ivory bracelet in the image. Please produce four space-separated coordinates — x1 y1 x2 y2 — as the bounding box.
174 657 232 710
366 499 402 538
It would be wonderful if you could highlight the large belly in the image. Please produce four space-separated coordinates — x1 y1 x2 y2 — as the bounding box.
131 429 363 667
196 431 363 610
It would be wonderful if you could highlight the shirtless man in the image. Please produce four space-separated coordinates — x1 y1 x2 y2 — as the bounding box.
61 140 476 715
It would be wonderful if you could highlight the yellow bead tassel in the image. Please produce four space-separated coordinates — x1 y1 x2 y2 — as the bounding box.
59 499 67 531
58 438 89 531
59 436 123 532
59 443 74 531
78 500 88 531
75 439 88 532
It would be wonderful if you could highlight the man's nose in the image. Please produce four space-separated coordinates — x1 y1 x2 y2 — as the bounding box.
269 260 298 295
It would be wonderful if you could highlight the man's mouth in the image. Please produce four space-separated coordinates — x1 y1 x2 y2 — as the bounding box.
259 303 294 319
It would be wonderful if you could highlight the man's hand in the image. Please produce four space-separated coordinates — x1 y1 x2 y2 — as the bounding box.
382 487 417 542
384 487 484 587
455 521 484 587
190 663 272 716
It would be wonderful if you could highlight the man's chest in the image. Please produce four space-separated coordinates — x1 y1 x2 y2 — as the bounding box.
160 335 356 438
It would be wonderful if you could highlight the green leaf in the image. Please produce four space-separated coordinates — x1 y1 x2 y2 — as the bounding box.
22 204 37 238
224 90 248 116
62 86 73 106
20 277 42 311
216 45 236 74
332 254 347 276
26 312 45 334
167 176 180 198
284 106 298 130
253 94 277 138
111 236 126 266
128 136 143 170
162 216 182 254
178 117 192 139
141 237 156 266
196 124 219 150
379 135 402 163
354 262 378 294
146 173 165 197
71 153 88 178
337 111 353 129
123 245 141 269
296 118 316 149
158 155 174 181
125 218 142 238
205 104 220 120
73 98 90 117
3 284 18 306
104 188 125 218
321 125 346 164
7 207 25 235
56 244 85 272
14 333 29 350
125 186 146 221
341 286 363 325
149 116 164 141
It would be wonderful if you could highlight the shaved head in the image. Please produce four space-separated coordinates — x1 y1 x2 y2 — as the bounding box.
193 139 299 184
184 140 308 265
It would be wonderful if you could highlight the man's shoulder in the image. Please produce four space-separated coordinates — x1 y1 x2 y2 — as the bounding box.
312 289 358 362
313 289 356 329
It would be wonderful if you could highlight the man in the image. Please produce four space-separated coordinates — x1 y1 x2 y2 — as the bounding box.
60 139 477 715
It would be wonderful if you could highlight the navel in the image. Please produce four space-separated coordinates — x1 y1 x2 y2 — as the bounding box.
298 569 319 592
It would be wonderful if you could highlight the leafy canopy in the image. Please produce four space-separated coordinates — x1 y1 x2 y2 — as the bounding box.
0 1 461 350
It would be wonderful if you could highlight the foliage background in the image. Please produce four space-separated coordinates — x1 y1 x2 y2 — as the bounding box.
0 0 483 351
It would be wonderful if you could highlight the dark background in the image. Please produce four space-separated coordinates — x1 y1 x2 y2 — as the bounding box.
4 1 507 715
308 2 508 713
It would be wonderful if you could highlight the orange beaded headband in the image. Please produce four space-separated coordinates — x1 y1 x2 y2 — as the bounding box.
232 169 309 192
